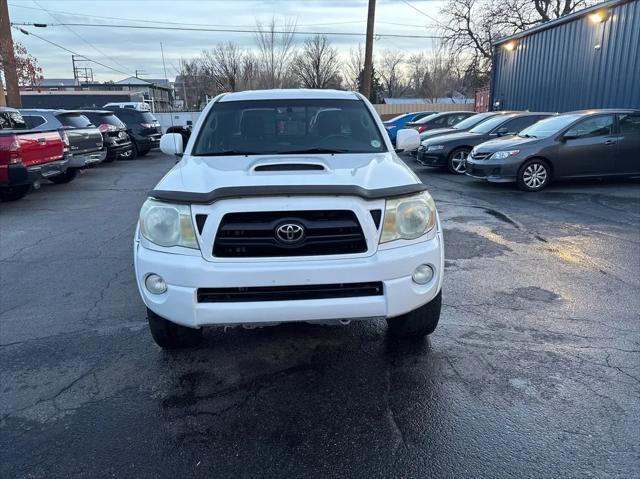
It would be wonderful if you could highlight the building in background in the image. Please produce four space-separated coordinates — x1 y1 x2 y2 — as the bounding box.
490 0 639 111
19 76 173 112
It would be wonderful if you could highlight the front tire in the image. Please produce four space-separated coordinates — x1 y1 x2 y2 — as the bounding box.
48 168 78 184
447 148 470 174
386 291 442 338
517 159 550 191
137 148 151 157
147 308 202 349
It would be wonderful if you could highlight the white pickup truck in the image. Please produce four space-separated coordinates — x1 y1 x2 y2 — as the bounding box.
135 89 444 349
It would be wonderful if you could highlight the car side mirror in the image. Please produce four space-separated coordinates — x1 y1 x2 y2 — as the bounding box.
561 133 578 141
496 127 510 137
160 133 184 157
395 128 420 152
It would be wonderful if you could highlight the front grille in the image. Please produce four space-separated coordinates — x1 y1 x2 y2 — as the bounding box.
213 210 367 257
470 152 491 161
197 282 383 303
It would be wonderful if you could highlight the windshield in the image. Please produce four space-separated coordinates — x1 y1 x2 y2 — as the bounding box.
57 113 92 128
453 113 493 130
518 114 582 138
90 113 125 128
469 114 513 134
385 113 411 123
413 113 439 125
192 99 387 156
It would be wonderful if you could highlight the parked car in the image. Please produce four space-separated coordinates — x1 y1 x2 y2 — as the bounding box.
405 111 476 133
103 102 151 112
137 89 444 349
0 107 70 201
20 109 105 182
382 111 436 144
465 109 640 191
409 111 514 156
79 110 133 161
417 112 553 174
104 107 161 158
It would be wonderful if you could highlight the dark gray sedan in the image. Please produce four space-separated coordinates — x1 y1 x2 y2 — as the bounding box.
465 109 640 191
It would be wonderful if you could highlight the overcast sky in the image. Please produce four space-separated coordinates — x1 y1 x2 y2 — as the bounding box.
8 0 446 82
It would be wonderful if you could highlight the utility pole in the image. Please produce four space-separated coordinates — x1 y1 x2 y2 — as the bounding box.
361 0 376 101
0 0 22 107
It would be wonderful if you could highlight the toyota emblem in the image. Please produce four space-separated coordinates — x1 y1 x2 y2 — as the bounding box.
275 223 305 244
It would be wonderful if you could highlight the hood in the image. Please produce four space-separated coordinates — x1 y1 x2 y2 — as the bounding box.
474 135 542 153
154 152 422 194
421 131 481 146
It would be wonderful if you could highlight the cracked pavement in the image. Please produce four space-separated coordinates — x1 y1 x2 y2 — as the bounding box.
1 152 639 478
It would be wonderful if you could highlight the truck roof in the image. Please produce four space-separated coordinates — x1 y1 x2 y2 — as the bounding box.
218 89 361 102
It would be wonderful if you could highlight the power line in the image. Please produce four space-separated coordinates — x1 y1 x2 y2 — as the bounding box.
13 26 135 78
9 3 433 30
13 22 446 39
30 0 135 75
8 4 367 28
399 0 445 26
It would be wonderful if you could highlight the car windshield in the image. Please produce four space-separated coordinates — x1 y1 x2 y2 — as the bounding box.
469 114 513 134
413 113 439 125
453 113 493 130
57 113 92 128
192 99 387 156
385 113 411 123
518 114 582 138
90 113 125 128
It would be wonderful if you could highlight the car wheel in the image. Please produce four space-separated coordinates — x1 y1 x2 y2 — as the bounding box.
131 142 139 159
0 185 31 202
386 291 442 338
138 148 151 157
102 154 116 163
48 168 78 184
517 159 550 192
147 308 202 349
447 148 470 174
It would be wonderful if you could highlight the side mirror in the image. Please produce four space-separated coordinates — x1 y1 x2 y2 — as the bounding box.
496 127 510 137
561 133 578 141
160 133 184 157
395 128 420 152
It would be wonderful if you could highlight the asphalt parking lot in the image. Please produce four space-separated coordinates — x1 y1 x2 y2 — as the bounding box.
1 151 639 478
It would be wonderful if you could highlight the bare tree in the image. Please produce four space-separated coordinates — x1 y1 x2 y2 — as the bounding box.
343 44 365 91
290 35 341 89
440 0 598 73
201 42 245 92
255 17 297 88
377 49 408 98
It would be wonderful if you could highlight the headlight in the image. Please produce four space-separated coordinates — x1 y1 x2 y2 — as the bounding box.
427 145 444 151
490 150 520 160
139 199 199 249
380 191 437 243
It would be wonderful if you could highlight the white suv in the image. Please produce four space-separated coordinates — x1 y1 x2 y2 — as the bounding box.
135 89 444 348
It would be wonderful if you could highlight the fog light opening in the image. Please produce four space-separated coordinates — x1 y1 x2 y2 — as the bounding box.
145 273 167 294
412 264 434 285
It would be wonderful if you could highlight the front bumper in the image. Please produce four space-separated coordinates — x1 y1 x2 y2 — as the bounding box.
465 157 519 183
68 149 107 168
134 231 444 329
416 149 447 167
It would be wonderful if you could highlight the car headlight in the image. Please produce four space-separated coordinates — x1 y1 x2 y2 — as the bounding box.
427 145 444 151
380 191 437 243
490 150 520 160
139 198 199 249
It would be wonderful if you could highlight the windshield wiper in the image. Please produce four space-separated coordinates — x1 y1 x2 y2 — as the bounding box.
519 133 537 138
276 147 349 155
192 150 258 156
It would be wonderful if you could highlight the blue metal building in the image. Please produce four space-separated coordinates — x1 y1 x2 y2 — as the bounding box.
490 0 640 112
